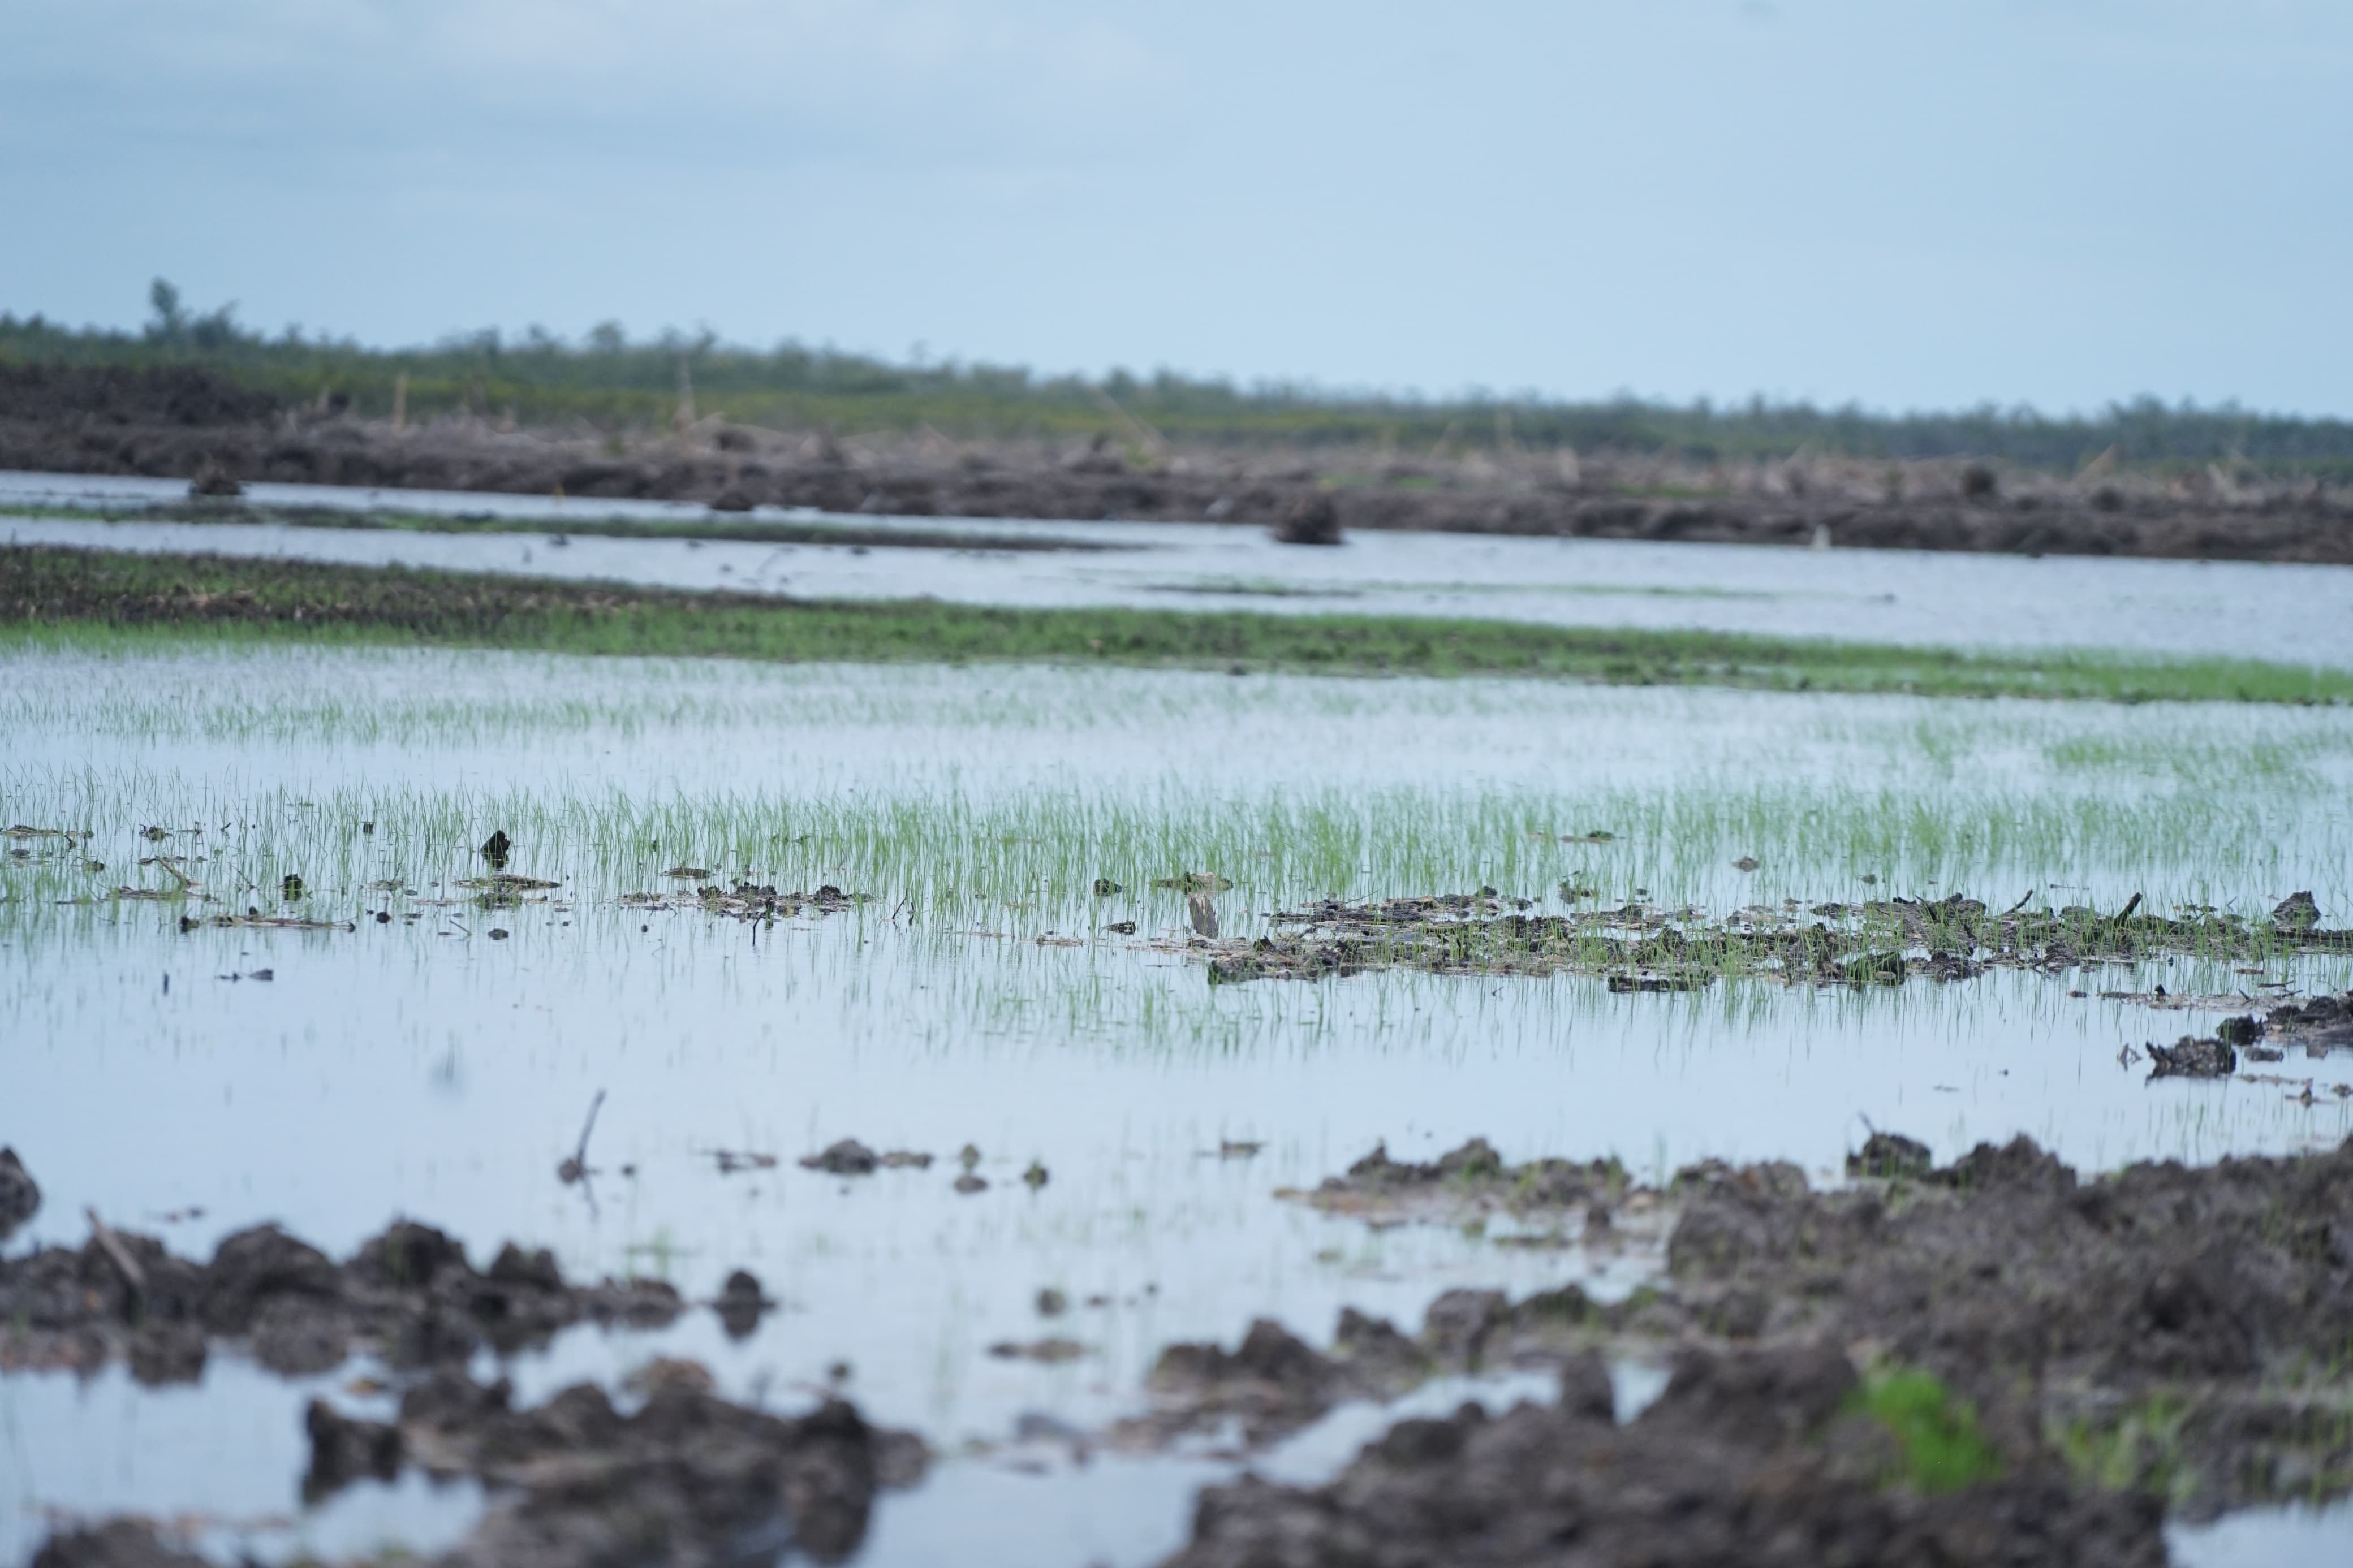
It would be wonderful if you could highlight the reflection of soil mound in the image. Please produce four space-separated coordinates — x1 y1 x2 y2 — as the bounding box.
0 1208 684 1383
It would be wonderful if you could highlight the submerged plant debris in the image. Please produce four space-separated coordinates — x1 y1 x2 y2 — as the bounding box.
1195 888 2353 990
614 880 868 919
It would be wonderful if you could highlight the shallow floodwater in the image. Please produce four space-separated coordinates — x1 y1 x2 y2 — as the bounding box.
7 468 2351 666
5 643 2352 1563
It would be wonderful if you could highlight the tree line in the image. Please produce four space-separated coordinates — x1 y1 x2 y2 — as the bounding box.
0 280 2345 476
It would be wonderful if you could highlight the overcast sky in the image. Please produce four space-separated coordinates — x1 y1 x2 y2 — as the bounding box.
5 1 2347 413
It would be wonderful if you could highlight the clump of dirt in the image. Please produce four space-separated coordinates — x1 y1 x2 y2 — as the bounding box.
1197 889 2353 990
29 1522 212 1568
716 1268 774 1337
2244 990 2353 1051
1272 493 1343 546
1288 1137 1647 1233
0 1216 682 1383
1162 1342 2164 1568
40 1364 927 1568
186 455 243 497
1658 1134 2353 1517
798 1138 933 1174
1270 1130 2353 1523
391 1366 923 1565
617 881 869 920
2147 1033 2238 1078
0 1146 39 1239
1121 1312 1435 1447
988 1335 1089 1363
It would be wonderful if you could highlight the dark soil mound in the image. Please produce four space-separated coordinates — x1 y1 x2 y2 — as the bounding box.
0 1215 681 1383
1265 1128 2353 1527
1273 493 1343 545
37 1367 927 1568
1165 1342 2163 1568
0 1146 38 1239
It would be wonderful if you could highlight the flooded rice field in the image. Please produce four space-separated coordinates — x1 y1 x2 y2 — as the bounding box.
7 623 2353 1561
7 469 2351 665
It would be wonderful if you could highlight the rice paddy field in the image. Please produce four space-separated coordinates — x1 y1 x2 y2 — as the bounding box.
5 508 2353 1566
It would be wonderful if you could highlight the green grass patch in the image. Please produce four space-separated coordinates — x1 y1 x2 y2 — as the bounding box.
2053 1393 2194 1499
1856 1369 2003 1493
0 501 1109 555
5 544 2347 706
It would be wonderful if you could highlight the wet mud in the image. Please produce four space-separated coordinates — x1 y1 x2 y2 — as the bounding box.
4 365 2346 564
1123 1315 1438 1449
11 1171 926 1566
1163 1342 2164 1568
0 1207 683 1383
1170 1128 2353 1550
35 1365 925 1568
1200 888 2353 992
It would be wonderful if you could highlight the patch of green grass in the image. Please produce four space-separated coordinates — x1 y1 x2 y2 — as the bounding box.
0 501 1107 555
6 545 2349 706
2053 1392 2193 1499
1856 1368 2003 1493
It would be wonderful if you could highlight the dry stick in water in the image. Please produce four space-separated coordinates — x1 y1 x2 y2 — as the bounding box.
2115 892 2144 922
2004 889 2036 915
84 1208 146 1298
558 1089 607 1185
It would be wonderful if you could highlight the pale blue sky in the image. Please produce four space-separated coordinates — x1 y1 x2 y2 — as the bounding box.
4 1 2347 413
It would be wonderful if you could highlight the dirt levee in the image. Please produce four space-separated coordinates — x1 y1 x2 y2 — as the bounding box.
3 364 2347 564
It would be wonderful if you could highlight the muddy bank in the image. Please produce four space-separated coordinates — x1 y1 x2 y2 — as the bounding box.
35 1363 925 1568
1200 887 2353 991
3 365 2346 564
1170 1128 2353 1535
1165 1342 2164 1568
0 1209 683 1384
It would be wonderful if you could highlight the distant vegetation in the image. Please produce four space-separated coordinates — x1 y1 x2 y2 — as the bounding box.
2 280 2350 477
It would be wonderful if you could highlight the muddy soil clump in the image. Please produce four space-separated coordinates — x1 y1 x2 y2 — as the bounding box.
1163 1342 2164 1568
1260 1130 2353 1524
0 1213 682 1383
0 1146 40 1239
37 1364 926 1568
1125 1312 1437 1447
